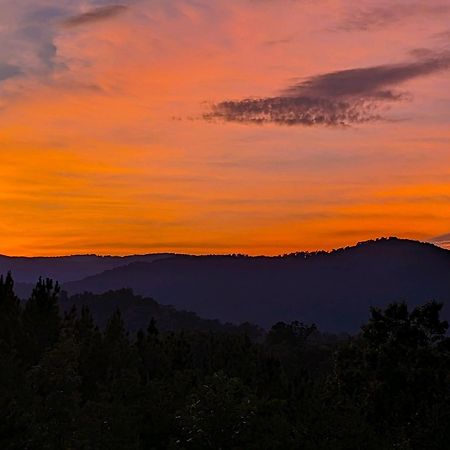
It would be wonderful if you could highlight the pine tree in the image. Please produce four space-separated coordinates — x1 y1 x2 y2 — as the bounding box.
23 278 61 362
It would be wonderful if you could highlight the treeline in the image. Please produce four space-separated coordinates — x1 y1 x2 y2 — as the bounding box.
1 273 450 449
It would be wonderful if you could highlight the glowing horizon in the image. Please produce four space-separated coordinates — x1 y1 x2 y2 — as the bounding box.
1 0 450 256
0 236 447 259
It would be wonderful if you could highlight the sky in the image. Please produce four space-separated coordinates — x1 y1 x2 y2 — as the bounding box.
1 0 450 256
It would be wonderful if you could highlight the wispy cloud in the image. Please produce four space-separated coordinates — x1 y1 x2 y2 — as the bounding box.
0 2 130 94
336 2 450 32
430 233 450 249
0 63 21 82
62 4 128 27
205 96 381 126
205 53 450 126
262 37 294 47
284 55 450 98
0 2 77 86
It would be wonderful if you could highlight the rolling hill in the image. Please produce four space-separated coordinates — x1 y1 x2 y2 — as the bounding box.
60 289 263 338
4 238 450 332
0 253 174 283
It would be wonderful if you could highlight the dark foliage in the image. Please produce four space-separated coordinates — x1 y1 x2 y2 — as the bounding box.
59 289 264 339
1 274 449 449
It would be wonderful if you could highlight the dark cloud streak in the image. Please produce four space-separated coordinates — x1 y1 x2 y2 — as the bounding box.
63 5 127 27
205 96 381 126
205 53 450 127
285 56 450 98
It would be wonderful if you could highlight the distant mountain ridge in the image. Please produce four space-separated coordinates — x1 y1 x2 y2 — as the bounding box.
4 238 450 332
0 253 175 283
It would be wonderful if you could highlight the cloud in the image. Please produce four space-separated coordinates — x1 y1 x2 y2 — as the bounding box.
205 96 382 126
0 2 77 86
0 63 21 82
284 55 450 98
262 38 294 47
336 2 450 32
63 5 128 27
205 53 450 126
0 2 130 93
430 233 450 249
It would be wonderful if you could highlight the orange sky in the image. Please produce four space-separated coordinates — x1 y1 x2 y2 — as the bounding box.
1 0 450 255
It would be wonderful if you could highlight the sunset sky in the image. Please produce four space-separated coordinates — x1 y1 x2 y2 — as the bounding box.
1 0 450 255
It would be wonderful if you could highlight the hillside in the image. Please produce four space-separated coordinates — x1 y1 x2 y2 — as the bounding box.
60 238 450 332
4 238 450 332
0 253 174 283
60 288 263 338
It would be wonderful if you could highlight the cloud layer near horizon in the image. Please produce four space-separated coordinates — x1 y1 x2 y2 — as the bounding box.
430 233 450 249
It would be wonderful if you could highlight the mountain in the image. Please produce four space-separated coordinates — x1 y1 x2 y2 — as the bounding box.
56 238 450 332
4 238 450 332
0 253 174 283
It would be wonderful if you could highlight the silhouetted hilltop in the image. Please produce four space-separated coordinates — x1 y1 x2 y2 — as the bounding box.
0 253 174 283
57 238 450 332
4 238 450 332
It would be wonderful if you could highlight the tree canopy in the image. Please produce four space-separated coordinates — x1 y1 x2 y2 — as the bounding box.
0 273 449 449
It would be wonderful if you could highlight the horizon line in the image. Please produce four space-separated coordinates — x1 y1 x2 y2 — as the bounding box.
0 236 446 259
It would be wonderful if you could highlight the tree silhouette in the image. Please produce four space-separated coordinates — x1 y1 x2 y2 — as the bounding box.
23 278 60 362
335 301 450 447
1 273 450 449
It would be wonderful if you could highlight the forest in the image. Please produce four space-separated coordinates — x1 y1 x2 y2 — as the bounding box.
1 272 450 449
